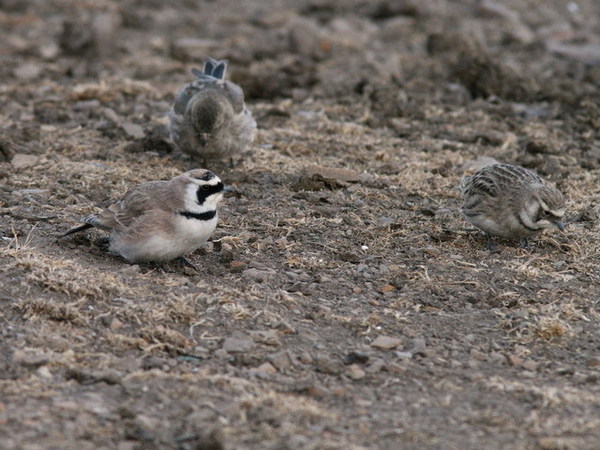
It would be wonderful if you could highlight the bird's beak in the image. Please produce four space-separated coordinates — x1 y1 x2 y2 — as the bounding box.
222 186 233 192
555 221 565 231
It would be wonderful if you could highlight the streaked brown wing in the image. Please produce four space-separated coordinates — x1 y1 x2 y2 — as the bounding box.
114 208 176 244
110 181 171 229
223 80 245 113
463 164 542 200
499 164 543 185
462 172 500 199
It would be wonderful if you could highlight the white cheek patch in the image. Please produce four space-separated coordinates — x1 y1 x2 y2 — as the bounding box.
203 192 224 210
184 179 223 213
184 183 200 211
524 201 540 222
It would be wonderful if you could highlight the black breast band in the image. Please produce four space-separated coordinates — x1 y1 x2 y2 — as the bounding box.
180 210 216 221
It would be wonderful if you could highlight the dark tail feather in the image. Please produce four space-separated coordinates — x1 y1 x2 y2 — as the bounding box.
191 58 228 80
61 223 93 237
191 58 217 78
204 57 217 75
211 61 227 79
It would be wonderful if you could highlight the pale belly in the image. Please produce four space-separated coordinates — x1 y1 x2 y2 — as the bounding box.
112 216 217 263
466 214 535 239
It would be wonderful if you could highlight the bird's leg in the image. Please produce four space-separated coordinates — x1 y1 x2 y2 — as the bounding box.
176 256 199 272
137 258 198 274
485 235 496 251
95 236 110 249
519 237 530 249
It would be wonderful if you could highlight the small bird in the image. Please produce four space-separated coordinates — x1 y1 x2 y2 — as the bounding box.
168 58 256 161
460 163 566 249
63 169 226 264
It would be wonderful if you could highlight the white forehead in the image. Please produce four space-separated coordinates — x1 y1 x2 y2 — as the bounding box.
191 175 221 185
186 171 221 185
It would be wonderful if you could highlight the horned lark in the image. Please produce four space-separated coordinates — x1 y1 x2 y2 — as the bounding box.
460 163 565 249
63 169 226 263
168 58 256 161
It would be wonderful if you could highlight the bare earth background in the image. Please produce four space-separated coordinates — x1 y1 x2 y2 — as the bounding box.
1 0 600 448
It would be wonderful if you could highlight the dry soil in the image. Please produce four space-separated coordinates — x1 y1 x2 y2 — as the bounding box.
1 0 600 449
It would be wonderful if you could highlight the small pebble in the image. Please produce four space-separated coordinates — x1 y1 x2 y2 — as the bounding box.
521 360 538 371
410 338 427 355
36 366 53 380
587 356 600 368
267 351 293 371
11 154 38 169
371 335 401 350
254 362 277 375
346 364 366 380
222 336 254 353
422 247 441 257
489 352 507 365
314 354 341 374
366 358 386 373
469 349 487 361
12 350 50 368
121 122 145 139
241 268 277 282
14 63 42 80
395 351 412 360
110 318 124 331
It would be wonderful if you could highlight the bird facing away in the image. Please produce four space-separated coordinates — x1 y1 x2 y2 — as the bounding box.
168 58 256 161
460 163 565 249
63 169 226 263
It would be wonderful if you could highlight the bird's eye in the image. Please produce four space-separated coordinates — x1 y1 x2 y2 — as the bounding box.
538 210 556 221
191 171 215 181
536 210 549 222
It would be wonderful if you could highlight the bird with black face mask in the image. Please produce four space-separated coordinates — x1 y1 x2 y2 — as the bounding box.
63 169 227 264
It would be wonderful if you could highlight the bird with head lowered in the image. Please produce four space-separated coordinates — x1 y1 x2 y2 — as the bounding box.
460 163 566 250
168 58 256 163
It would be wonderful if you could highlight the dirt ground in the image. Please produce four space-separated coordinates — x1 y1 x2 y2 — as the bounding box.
2 0 600 448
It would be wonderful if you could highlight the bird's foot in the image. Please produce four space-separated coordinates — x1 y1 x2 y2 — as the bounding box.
94 236 110 249
175 256 199 273
135 258 197 275
519 238 532 250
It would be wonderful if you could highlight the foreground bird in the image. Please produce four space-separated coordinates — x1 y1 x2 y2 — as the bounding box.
460 163 565 249
168 58 256 161
63 169 226 264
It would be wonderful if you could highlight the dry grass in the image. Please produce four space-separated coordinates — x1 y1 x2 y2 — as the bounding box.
486 377 600 408
16 297 87 325
139 324 193 350
533 316 571 340
2 239 140 300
